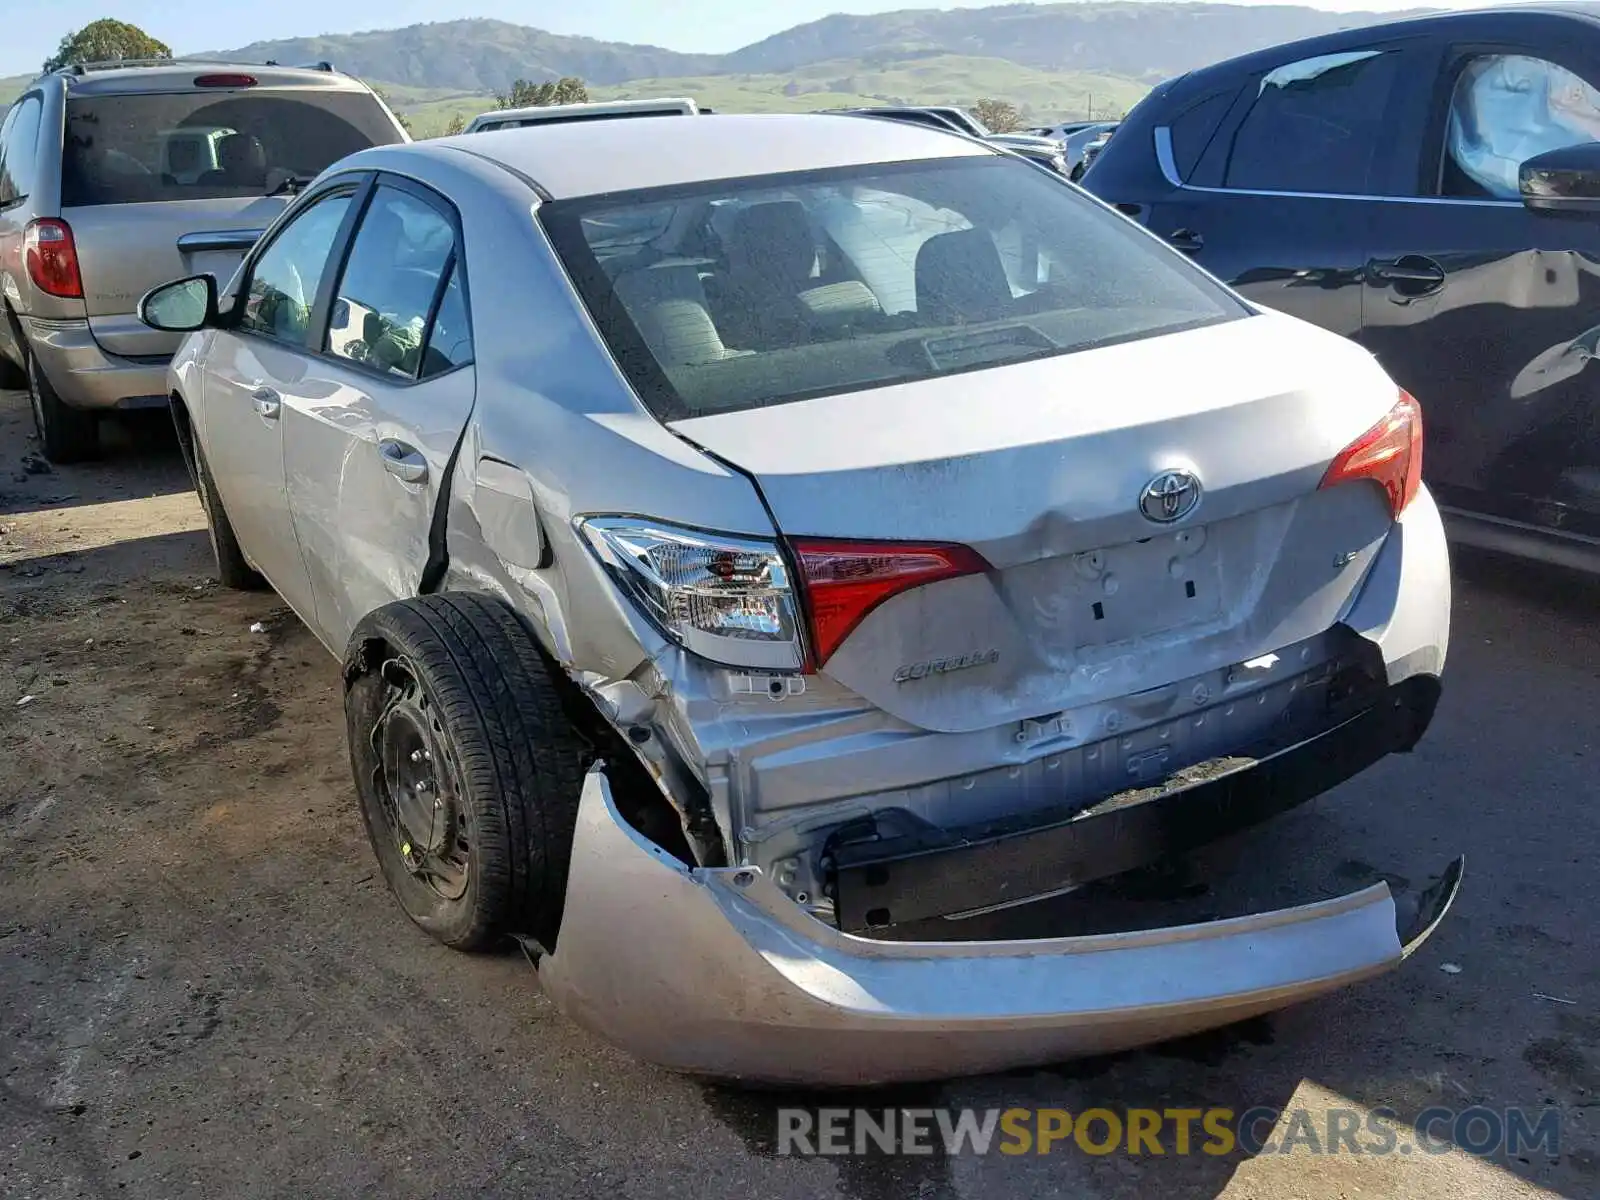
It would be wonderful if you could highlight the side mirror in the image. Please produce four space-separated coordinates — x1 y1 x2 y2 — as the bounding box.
1520 142 1600 214
139 274 217 332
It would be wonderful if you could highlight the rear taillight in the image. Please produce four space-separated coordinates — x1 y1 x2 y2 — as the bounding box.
578 518 803 671
578 519 989 672
194 73 258 88
1319 389 1423 518
23 219 82 299
792 539 989 667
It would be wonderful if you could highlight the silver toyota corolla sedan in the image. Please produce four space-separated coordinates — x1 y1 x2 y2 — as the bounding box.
139 113 1462 1086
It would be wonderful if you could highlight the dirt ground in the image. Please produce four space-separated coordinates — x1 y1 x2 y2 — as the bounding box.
1 389 1597 1200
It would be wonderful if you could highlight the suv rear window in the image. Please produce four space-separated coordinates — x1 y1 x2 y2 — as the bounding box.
62 89 401 207
541 155 1245 419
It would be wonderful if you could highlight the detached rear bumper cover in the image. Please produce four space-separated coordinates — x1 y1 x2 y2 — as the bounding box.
539 769 1460 1086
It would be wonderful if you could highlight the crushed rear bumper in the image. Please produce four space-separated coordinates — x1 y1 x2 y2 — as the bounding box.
538 754 1462 1086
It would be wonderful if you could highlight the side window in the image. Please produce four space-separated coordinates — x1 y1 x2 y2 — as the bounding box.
325 184 456 379
238 190 355 345
0 104 19 205
1167 89 1239 181
1442 54 1600 198
1223 50 1400 194
421 263 473 377
0 96 41 205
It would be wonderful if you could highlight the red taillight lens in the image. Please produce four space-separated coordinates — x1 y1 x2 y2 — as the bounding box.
792 539 990 668
194 73 257 88
23 219 82 299
1318 389 1423 518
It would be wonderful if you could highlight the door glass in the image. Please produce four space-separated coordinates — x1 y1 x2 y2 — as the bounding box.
421 263 473 378
1444 54 1600 198
238 191 354 345
325 185 455 379
1223 50 1399 194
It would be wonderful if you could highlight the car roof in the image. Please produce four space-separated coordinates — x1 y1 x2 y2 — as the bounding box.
435 112 991 199
52 61 372 97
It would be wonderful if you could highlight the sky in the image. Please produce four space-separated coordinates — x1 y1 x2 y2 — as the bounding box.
3 0 1485 77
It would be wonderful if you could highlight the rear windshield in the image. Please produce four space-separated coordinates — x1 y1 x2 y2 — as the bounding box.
62 89 401 207
540 155 1246 419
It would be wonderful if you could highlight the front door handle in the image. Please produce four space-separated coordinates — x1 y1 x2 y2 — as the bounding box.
251 386 281 420
1167 228 1204 254
378 439 428 484
1369 255 1446 297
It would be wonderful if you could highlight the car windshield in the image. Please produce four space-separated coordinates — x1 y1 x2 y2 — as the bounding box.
61 89 401 206
541 155 1246 419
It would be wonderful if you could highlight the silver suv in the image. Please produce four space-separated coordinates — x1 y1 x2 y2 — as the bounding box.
0 59 407 461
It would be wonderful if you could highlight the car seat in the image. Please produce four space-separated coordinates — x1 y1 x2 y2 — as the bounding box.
914 228 1014 326
200 133 268 189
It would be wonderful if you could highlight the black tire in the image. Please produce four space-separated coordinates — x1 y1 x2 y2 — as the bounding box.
27 350 99 463
193 438 266 590
344 593 592 951
0 351 24 390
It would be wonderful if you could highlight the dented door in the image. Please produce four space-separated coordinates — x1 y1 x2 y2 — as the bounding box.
283 180 475 652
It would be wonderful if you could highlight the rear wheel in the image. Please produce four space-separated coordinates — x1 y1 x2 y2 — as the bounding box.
0 352 24 390
344 594 591 951
193 439 266 590
27 350 99 463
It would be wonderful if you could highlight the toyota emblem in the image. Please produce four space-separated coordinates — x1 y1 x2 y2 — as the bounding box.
1139 469 1202 524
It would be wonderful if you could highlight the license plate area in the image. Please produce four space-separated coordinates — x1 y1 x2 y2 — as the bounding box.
1005 526 1223 651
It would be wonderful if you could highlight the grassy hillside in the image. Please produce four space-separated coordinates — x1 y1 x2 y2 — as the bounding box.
210 4 1437 94
397 54 1149 138
218 19 718 92
0 74 30 105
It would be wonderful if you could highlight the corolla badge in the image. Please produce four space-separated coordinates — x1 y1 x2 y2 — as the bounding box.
1139 469 1202 524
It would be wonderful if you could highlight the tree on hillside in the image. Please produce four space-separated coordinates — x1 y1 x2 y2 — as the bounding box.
495 76 588 110
971 98 1022 134
44 19 170 72
444 114 466 136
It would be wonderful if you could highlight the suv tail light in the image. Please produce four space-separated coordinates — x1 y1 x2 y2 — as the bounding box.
578 519 989 672
194 74 258 88
1319 389 1423 518
791 539 989 666
24 219 83 299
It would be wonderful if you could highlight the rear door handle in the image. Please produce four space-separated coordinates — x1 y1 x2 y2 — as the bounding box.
1166 228 1204 254
250 386 281 420
1369 255 1446 294
378 439 428 484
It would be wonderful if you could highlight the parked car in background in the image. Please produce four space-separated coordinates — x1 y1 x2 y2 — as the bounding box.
1085 7 1600 571
464 96 702 133
140 112 1458 1085
833 106 1071 174
0 59 408 461
1074 123 1118 179
1048 120 1118 178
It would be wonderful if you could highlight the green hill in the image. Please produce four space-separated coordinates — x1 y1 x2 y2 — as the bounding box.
396 54 1147 138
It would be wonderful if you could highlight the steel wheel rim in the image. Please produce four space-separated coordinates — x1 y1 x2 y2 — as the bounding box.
371 655 471 901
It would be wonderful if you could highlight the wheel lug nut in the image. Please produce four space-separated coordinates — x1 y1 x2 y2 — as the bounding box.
410 749 424 763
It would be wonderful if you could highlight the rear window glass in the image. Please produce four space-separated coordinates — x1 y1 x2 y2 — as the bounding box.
61 89 401 207
541 155 1245 419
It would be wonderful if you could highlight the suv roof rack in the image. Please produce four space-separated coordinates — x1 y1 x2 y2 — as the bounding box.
62 56 338 76
67 57 190 75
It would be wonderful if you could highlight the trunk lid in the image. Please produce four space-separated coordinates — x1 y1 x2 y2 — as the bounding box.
672 314 1401 733
67 197 286 356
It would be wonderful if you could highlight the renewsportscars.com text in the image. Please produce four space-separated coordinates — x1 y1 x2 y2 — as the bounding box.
777 1106 1561 1159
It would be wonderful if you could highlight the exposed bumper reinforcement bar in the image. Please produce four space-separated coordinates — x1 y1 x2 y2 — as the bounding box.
536 764 1463 1087
826 676 1442 932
